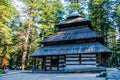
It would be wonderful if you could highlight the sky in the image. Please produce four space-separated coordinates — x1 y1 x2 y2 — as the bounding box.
12 0 28 21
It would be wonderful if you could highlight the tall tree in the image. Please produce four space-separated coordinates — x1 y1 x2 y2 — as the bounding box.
0 0 17 69
88 0 112 45
116 39 120 55
67 2 83 15
114 5 120 34
21 0 64 70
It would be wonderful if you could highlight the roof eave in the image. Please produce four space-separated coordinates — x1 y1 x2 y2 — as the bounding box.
55 20 92 29
41 36 103 44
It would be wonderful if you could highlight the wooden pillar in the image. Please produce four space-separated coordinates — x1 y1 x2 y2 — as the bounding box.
44 57 46 70
50 56 52 71
41 57 44 70
57 56 59 71
64 55 66 67
97 53 102 66
34 57 37 69
107 53 111 67
44 56 46 71
79 54 81 64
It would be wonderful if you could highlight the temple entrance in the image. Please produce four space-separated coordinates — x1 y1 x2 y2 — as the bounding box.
99 53 111 67
51 56 59 70
41 57 46 70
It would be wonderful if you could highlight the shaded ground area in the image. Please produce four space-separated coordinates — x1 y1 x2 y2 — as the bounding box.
0 72 105 80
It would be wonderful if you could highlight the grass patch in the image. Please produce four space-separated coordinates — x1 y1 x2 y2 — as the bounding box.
0 69 4 74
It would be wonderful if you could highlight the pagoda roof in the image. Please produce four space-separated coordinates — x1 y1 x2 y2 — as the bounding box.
31 42 111 57
55 18 91 29
55 10 92 29
42 27 102 43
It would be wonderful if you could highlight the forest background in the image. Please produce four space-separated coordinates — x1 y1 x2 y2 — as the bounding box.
0 0 120 70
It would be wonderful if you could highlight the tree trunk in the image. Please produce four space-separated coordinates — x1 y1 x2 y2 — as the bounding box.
21 5 33 70
2 41 7 71
22 50 27 70
42 29 45 40
21 25 31 70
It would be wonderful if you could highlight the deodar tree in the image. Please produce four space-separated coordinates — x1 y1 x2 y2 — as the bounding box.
0 0 17 68
67 2 82 14
21 0 64 70
88 0 112 45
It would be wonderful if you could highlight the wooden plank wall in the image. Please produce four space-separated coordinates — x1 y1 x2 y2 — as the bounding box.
59 55 65 71
65 54 97 68
66 55 80 65
45 56 51 71
45 56 66 71
81 54 96 65
45 54 97 71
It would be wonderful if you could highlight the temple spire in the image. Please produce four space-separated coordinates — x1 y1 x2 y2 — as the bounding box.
67 10 83 20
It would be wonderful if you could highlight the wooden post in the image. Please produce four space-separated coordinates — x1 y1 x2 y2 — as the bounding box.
97 53 102 66
107 53 111 67
58 56 59 71
64 55 66 71
34 57 36 70
44 57 46 71
79 54 81 64
50 56 51 71
42 57 46 70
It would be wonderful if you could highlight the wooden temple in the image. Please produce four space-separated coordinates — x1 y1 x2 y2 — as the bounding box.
31 11 112 71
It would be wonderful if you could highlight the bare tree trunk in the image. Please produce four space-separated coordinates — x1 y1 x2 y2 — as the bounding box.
27 31 33 67
21 1 35 70
22 27 30 70
42 28 45 40
22 50 27 70
21 7 33 70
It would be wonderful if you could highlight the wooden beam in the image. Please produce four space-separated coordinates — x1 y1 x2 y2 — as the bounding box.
50 56 52 70
66 64 80 65
57 56 59 71
66 60 80 61
79 54 81 64
81 56 96 58
80 60 96 61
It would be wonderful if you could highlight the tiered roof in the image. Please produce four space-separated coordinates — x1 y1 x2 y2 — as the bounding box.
31 11 111 57
42 27 102 43
31 42 111 56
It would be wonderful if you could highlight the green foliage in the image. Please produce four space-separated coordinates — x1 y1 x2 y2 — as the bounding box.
24 0 64 39
115 5 120 15
1 0 119 69
115 5 120 28
107 27 116 52
89 0 112 45
0 0 17 23
68 3 80 13
0 0 17 45
67 3 83 16
0 0 17 66
0 0 18 68
116 39 120 54
0 24 12 44
23 0 64 46
15 0 64 69
0 69 4 74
